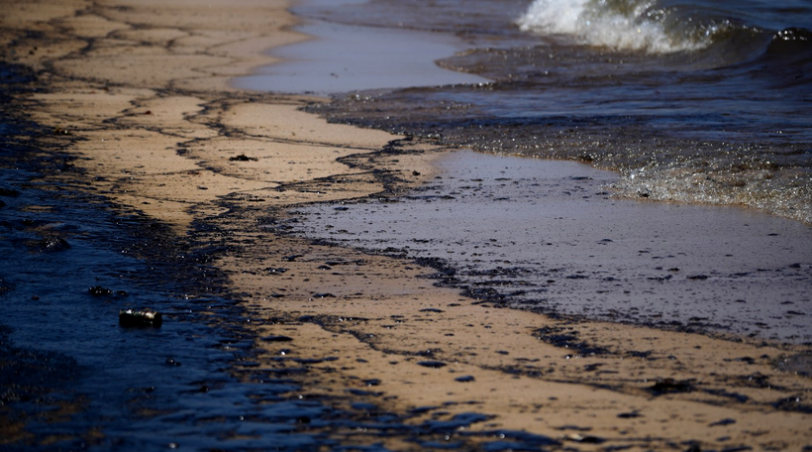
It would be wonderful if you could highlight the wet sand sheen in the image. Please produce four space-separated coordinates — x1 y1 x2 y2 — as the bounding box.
288 150 812 343
2 0 811 450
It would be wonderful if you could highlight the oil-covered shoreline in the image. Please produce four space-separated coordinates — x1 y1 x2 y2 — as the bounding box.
0 63 273 450
2 1 811 451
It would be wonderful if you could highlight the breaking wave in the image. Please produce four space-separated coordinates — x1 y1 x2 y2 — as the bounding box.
518 0 728 53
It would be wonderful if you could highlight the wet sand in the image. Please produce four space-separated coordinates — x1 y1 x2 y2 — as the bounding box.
2 0 811 450
289 150 812 343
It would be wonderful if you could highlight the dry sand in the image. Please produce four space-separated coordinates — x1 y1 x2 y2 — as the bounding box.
2 0 810 450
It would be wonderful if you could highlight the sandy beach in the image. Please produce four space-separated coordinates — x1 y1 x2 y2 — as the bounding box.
1 0 810 450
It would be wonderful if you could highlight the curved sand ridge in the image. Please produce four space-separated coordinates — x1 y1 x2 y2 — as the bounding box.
2 0 811 450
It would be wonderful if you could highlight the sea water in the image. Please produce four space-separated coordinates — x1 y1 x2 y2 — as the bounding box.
299 0 812 224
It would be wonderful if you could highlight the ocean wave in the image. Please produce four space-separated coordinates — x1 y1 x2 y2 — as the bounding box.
517 0 713 53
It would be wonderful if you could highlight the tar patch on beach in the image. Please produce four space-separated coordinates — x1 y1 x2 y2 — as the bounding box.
776 353 812 378
532 325 609 357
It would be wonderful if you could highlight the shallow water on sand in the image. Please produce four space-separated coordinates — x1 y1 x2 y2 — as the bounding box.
232 19 485 95
289 0 812 224
288 150 812 344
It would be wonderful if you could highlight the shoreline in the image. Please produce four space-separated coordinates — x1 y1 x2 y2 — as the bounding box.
2 0 811 450
286 149 812 344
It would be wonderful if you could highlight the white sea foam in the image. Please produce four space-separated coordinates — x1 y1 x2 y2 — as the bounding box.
517 0 707 53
